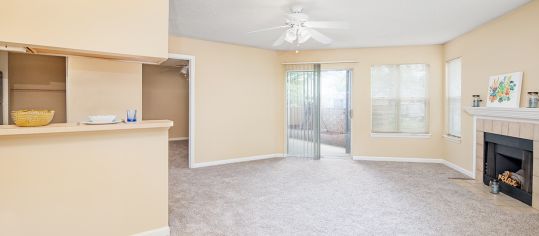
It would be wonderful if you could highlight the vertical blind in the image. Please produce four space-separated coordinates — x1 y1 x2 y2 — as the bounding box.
371 64 429 134
285 63 321 159
446 58 462 137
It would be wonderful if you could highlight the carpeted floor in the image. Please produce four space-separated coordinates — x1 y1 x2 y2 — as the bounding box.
168 141 539 235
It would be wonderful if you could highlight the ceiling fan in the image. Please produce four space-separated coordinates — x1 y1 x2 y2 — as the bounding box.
248 6 349 47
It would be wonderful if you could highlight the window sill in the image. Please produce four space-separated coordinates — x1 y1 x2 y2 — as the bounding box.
443 135 462 144
370 133 432 139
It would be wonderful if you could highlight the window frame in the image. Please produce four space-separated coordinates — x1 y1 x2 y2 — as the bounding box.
445 58 462 141
370 63 430 136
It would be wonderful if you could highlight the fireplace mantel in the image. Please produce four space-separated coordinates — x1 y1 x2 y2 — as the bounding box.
466 109 539 209
464 107 539 122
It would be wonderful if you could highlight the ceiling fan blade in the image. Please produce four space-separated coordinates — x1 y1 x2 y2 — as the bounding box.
297 28 311 44
308 29 332 44
273 31 287 46
304 21 349 29
247 25 288 34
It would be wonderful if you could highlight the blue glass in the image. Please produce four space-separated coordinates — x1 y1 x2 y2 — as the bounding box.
126 109 137 122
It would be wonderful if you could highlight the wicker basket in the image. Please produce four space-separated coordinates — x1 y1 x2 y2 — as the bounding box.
11 110 55 127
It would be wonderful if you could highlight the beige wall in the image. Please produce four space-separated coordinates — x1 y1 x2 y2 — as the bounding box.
0 127 169 236
279 46 445 158
0 0 168 60
142 64 189 139
8 53 66 123
67 56 142 122
443 1 539 172
168 36 284 163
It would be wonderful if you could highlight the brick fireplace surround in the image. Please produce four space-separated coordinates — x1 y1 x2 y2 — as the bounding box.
471 109 539 210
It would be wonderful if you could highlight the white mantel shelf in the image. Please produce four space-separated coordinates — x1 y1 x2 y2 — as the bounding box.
464 106 539 121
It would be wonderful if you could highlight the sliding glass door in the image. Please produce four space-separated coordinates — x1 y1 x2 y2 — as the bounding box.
320 70 352 156
286 64 352 159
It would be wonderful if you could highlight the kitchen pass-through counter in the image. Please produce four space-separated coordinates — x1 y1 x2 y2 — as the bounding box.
0 120 173 236
0 120 173 136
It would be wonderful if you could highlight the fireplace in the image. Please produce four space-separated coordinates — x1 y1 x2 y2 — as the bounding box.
465 107 539 209
483 132 533 205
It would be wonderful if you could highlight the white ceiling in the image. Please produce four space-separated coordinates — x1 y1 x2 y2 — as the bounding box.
169 0 530 50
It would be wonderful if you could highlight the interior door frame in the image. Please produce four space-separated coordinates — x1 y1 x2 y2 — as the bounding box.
168 53 196 168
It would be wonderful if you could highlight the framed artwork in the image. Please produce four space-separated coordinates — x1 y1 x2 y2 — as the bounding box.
487 72 523 108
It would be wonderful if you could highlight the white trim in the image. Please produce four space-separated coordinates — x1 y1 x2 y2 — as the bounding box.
322 155 352 159
352 156 442 163
130 226 170 236
370 133 432 138
282 61 358 65
167 53 195 169
169 137 188 141
472 116 477 179
474 115 539 125
464 106 539 122
443 135 462 143
191 153 284 168
442 159 474 178
352 156 474 178
0 45 27 53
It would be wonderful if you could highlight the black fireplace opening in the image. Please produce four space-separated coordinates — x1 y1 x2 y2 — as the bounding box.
483 132 533 205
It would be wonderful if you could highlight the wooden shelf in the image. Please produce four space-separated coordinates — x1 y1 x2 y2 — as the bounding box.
11 89 66 92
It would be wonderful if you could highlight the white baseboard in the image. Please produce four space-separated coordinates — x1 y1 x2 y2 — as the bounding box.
131 226 170 236
191 153 284 168
169 137 188 141
352 156 474 178
352 156 443 163
441 160 474 178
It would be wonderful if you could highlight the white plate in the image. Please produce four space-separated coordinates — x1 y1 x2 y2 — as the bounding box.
81 120 123 125
88 115 117 123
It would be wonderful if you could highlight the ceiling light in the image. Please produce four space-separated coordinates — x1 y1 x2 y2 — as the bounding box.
285 29 297 43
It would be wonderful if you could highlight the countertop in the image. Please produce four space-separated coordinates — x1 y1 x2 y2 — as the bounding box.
0 120 173 136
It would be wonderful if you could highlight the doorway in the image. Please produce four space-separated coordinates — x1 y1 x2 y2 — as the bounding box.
142 60 189 141
285 64 352 159
141 53 195 168
320 70 352 157
142 57 191 168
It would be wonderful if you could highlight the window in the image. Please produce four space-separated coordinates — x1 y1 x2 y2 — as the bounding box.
371 64 429 134
446 58 462 138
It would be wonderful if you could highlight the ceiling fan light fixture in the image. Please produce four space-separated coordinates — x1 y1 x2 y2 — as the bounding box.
285 29 297 43
249 5 348 47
